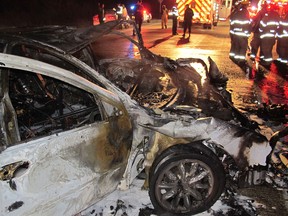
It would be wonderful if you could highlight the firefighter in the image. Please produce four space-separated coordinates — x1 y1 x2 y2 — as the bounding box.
229 0 251 70
171 5 179 35
133 0 144 36
250 2 268 61
258 3 280 67
182 4 194 38
276 5 288 67
116 3 123 20
228 2 241 63
97 3 105 24
122 4 128 21
161 4 168 29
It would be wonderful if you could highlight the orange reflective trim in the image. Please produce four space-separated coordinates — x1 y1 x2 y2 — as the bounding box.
176 0 193 15
195 0 210 20
176 0 214 22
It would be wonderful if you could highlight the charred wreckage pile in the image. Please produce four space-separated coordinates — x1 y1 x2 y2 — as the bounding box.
100 49 288 177
97 21 288 184
0 20 287 216
96 20 288 212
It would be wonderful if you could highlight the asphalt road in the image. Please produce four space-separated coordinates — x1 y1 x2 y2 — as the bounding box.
142 19 287 105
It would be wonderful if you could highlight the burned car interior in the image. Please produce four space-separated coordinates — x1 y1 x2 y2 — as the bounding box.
9 69 101 141
0 20 287 216
0 43 104 143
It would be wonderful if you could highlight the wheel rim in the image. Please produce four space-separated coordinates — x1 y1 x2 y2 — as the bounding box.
154 158 215 213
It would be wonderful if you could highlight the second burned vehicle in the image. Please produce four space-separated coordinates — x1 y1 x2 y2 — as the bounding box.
0 20 275 216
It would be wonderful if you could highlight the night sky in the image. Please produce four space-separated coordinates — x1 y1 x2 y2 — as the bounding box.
0 0 177 27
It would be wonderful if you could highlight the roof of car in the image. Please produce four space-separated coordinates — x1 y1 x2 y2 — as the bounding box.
0 21 122 54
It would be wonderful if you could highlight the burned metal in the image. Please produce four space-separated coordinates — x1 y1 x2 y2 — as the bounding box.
8 201 24 212
97 43 260 131
0 53 135 215
257 103 288 122
0 20 279 215
0 161 29 181
142 115 271 172
267 126 288 187
10 71 100 140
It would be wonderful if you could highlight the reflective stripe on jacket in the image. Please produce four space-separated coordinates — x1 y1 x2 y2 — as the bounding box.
259 11 280 38
277 15 288 39
230 7 251 37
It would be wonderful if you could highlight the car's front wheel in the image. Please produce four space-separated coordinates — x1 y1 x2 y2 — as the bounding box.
149 145 225 215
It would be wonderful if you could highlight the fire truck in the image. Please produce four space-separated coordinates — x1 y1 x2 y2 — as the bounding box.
257 0 288 16
176 0 221 29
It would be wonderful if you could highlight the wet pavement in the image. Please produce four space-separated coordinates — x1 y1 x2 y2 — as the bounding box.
140 20 288 110
107 19 287 118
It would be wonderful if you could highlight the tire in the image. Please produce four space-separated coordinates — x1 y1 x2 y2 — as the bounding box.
149 144 225 215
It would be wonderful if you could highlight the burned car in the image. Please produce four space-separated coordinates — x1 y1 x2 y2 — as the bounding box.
0 21 273 216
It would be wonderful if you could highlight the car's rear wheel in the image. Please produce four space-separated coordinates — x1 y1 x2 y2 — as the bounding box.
149 144 225 215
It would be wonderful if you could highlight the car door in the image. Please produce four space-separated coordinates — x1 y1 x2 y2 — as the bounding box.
0 54 133 216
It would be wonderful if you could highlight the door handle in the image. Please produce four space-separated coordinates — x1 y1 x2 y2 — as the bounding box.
0 161 29 181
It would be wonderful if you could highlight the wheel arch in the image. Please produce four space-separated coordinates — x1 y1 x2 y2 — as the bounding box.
149 140 225 181
148 140 227 215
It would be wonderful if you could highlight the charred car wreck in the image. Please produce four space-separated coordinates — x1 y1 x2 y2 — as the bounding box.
0 20 279 216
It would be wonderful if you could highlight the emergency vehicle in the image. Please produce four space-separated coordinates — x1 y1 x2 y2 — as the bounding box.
256 0 288 17
219 0 288 21
218 0 233 20
176 0 221 29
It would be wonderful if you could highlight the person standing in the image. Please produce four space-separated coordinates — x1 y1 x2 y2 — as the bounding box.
258 4 280 67
116 3 123 20
122 4 128 20
182 4 194 38
133 0 144 36
229 0 251 70
97 3 105 24
276 5 288 67
161 4 168 29
171 5 179 35
228 2 241 63
250 2 267 61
